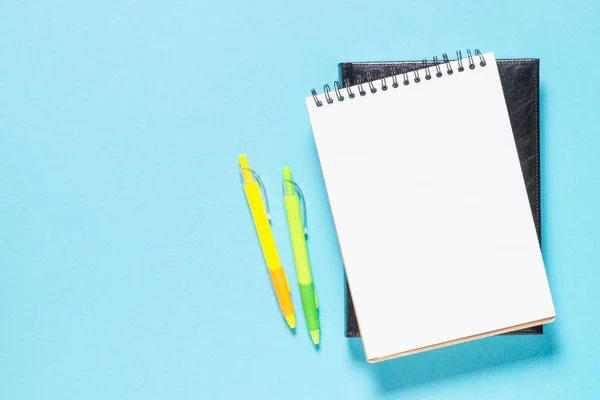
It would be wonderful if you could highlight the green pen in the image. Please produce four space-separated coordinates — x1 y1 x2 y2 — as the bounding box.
282 167 320 345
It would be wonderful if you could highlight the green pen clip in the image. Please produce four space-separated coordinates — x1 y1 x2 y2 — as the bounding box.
283 178 308 235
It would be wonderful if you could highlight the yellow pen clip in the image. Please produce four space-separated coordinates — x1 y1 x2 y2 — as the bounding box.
283 177 308 235
241 168 271 221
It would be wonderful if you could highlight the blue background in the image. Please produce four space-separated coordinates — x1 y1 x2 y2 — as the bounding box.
1 1 598 399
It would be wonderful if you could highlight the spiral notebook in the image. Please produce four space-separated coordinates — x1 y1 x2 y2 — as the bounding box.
340 58 544 337
306 50 555 362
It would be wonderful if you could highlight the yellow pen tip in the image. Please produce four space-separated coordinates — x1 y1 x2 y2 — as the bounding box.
310 330 320 345
285 314 296 329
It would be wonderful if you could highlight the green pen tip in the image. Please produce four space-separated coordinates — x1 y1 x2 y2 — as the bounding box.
310 330 320 345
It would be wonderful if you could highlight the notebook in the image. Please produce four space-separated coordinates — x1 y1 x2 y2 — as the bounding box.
340 58 544 337
306 50 555 362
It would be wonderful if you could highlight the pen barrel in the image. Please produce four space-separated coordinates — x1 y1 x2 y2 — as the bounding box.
299 282 319 331
269 268 294 317
244 183 280 270
284 195 311 284
243 181 294 319
284 194 319 331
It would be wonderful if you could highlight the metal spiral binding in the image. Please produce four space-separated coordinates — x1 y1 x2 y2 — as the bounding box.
310 49 486 107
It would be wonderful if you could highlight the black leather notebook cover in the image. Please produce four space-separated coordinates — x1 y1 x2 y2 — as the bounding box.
340 59 543 337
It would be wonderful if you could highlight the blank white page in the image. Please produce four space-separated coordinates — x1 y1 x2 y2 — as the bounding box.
306 53 555 362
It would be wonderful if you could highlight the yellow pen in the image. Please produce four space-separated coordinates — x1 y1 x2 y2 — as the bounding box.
238 154 295 329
